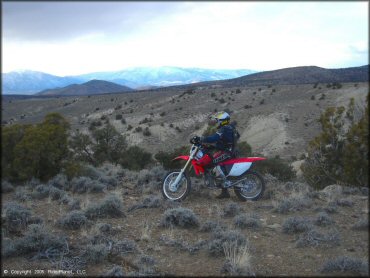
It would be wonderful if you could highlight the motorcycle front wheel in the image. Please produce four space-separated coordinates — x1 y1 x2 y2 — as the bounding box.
162 170 191 201
233 171 265 201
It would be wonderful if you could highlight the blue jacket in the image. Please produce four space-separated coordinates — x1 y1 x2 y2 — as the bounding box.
202 124 235 151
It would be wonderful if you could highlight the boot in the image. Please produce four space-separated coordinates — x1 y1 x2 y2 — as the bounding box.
216 188 230 199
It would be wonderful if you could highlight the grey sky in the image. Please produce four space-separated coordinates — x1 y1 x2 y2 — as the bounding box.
3 2 183 41
2 1 368 75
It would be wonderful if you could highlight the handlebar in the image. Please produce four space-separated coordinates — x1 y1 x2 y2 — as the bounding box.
190 136 201 145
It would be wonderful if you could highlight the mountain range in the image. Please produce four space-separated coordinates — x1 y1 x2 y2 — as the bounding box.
2 67 256 95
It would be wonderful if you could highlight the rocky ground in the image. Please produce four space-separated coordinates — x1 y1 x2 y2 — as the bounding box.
1 163 368 276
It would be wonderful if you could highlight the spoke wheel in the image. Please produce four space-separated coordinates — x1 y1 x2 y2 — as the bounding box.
162 171 191 201
233 171 265 201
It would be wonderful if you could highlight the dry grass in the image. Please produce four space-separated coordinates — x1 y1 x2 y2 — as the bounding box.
222 241 254 275
140 220 151 242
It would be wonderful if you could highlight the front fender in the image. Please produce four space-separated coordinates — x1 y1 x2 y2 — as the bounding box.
172 155 190 161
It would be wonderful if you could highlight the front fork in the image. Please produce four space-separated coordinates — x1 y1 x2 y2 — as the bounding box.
170 145 198 191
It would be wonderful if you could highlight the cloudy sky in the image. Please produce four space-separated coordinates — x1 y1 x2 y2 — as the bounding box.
2 1 368 76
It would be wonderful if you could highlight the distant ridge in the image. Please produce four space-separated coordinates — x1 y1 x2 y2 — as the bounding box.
2 66 256 94
36 80 133 96
197 65 369 87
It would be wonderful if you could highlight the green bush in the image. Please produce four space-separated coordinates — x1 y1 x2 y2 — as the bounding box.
236 141 252 157
301 97 368 189
155 145 189 170
91 123 127 165
120 146 153 171
2 113 70 182
253 155 296 182
69 131 95 165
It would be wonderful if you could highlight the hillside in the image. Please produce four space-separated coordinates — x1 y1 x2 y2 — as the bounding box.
162 65 369 90
3 81 368 159
36 80 133 96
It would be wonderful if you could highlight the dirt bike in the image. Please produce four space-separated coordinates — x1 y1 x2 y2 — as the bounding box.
161 138 266 201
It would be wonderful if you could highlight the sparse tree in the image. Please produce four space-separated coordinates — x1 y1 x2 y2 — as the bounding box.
91 123 127 165
301 97 368 188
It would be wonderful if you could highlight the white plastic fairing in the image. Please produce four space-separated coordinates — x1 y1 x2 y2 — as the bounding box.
195 150 204 159
227 162 252 176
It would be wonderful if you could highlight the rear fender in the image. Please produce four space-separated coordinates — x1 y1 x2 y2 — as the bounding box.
219 157 266 166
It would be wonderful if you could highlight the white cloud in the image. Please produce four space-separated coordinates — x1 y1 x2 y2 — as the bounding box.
2 2 368 75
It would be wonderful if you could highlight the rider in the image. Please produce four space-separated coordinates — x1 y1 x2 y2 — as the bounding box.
193 111 239 199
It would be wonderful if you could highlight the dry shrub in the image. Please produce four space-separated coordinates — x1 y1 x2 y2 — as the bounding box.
111 239 137 256
320 256 368 276
160 207 199 228
7 224 68 258
208 230 249 257
295 228 340 248
223 202 241 217
31 184 51 199
273 191 312 214
336 198 354 207
314 212 335 226
58 210 88 230
282 216 313 234
135 254 157 275
14 187 32 202
4 202 32 232
323 201 339 214
49 186 67 200
200 220 225 233
136 166 166 193
159 235 207 254
66 198 81 211
84 194 125 219
128 194 161 212
2 180 14 193
97 223 113 234
71 177 100 194
234 214 261 230
47 174 69 190
84 243 109 264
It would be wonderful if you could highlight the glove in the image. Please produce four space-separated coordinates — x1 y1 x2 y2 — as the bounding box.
190 136 201 144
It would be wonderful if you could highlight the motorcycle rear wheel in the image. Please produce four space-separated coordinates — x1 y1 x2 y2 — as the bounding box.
233 170 265 201
162 170 191 201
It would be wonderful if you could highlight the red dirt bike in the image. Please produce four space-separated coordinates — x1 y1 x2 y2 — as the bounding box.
161 138 266 201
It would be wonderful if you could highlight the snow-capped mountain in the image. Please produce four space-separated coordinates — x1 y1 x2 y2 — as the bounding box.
74 67 257 88
2 67 257 95
2 70 83 95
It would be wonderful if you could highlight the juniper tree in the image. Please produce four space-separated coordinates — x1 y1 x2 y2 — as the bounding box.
301 97 368 188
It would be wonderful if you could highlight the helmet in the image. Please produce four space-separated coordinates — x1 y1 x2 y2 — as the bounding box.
209 111 230 127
